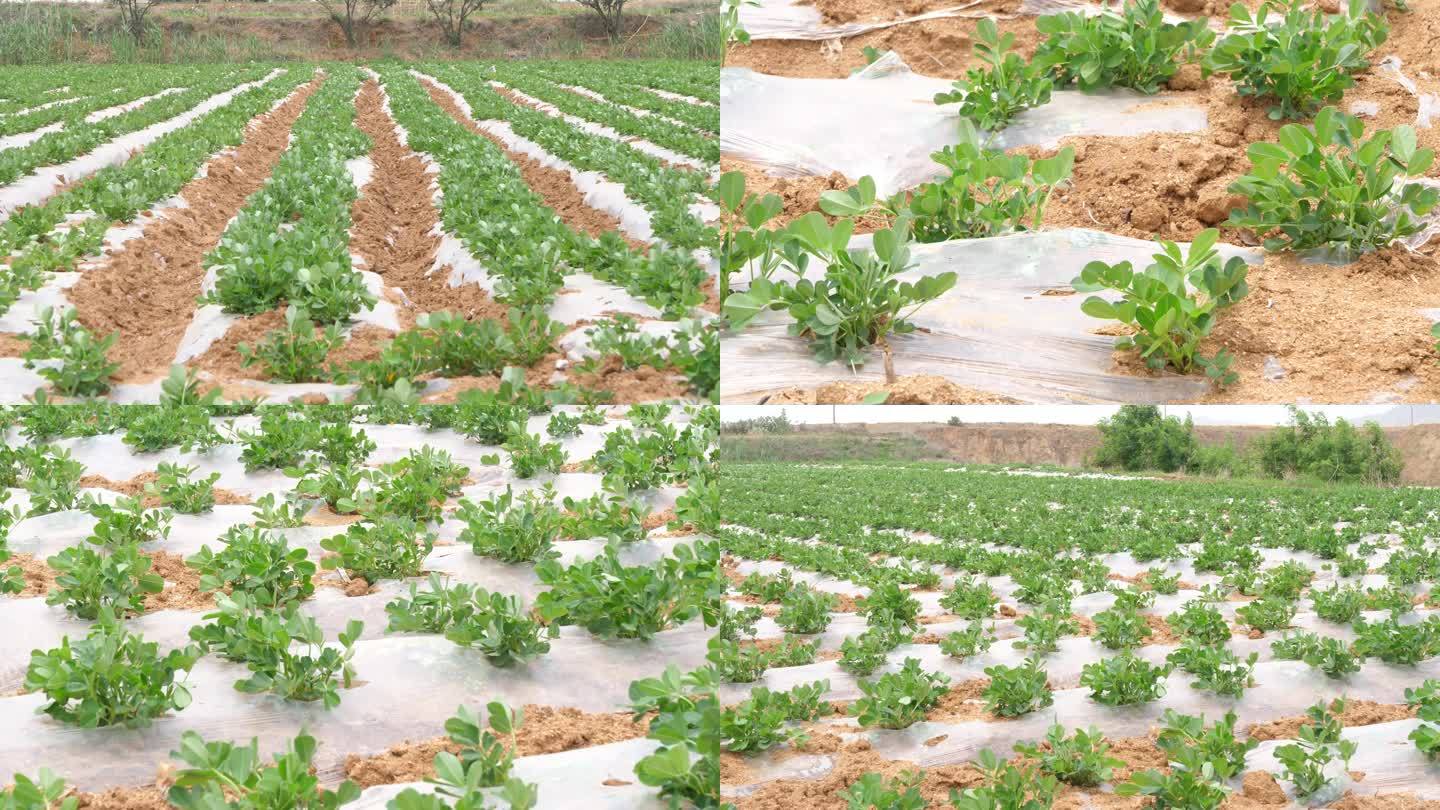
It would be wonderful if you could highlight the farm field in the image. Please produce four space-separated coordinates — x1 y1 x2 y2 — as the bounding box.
717 460 1440 807
718 0 1440 405
0 59 719 404
0 400 720 808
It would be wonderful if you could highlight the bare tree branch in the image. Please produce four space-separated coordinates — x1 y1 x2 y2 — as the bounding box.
111 0 160 43
425 0 489 47
315 0 397 47
574 0 626 41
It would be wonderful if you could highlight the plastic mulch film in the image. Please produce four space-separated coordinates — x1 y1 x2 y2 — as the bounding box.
0 69 286 221
720 57 1207 197
737 0 994 41
350 738 671 808
0 626 710 791
737 0 1193 42
719 228 1261 403
721 658 1440 799
0 413 707 791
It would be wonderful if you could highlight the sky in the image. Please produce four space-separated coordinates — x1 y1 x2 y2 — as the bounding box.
719 404 1440 427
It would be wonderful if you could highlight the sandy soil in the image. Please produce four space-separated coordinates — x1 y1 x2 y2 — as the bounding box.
69 75 324 385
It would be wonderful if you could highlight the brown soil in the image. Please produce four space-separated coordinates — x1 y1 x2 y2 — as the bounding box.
1199 249 1440 404
1222 772 1291 809
1327 794 1440 810
353 78 507 322
927 678 994 722
726 5 1038 81
79 472 158 496
0 333 27 357
342 705 649 788
140 550 215 612
568 355 695 402
1245 701 1418 741
74 786 170 810
68 75 324 384
803 0 1004 25
766 374 1022 405
303 502 366 527
719 157 855 230
420 78 646 251
3 553 55 597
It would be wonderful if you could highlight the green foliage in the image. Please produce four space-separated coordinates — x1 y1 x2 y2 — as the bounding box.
45 543 163 619
1074 229 1249 381
320 517 435 583
933 18 1052 130
145 461 220 514
1093 405 1199 472
237 306 345 383
948 750 1058 810
227 610 363 708
1035 0 1214 94
776 584 837 634
1227 107 1436 253
168 731 361 810
534 541 719 640
121 404 223 453
1205 0 1387 120
940 577 999 618
186 525 316 608
385 574 552 666
940 621 996 660
1252 405 1404 484
723 212 956 368
843 771 926 810
850 657 950 729
982 658 1052 717
23 307 119 396
0 770 78 810
1079 652 1170 706
25 611 200 728
628 666 721 809
1014 725 1124 787
456 486 562 563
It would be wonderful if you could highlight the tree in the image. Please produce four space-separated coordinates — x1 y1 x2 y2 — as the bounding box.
1092 405 1197 473
112 0 160 43
426 0 489 47
316 0 397 48
576 0 627 41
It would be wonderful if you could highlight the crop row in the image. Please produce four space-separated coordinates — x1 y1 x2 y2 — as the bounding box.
0 400 722 807
425 62 714 253
529 62 719 135
0 66 267 188
202 67 375 325
0 69 312 326
488 64 718 164
715 461 1440 805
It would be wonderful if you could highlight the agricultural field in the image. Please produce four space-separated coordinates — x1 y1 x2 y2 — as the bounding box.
718 0 1440 405
717 460 1440 807
0 399 720 808
0 59 719 404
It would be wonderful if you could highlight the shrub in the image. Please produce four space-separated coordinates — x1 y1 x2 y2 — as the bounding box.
1092 405 1198 472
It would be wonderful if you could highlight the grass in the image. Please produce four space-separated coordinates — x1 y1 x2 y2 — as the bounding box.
720 433 944 463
